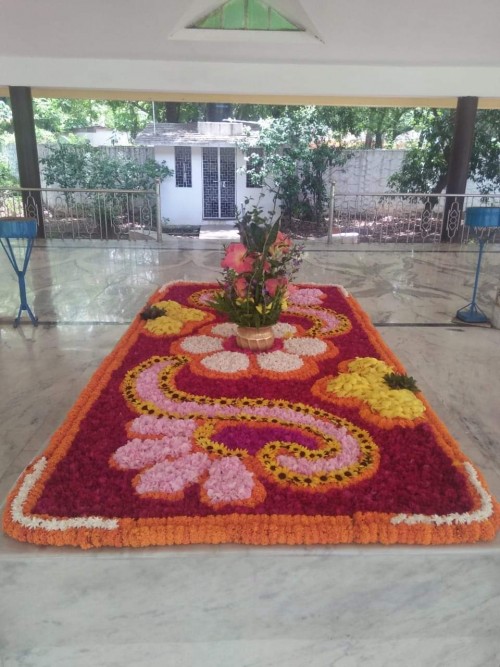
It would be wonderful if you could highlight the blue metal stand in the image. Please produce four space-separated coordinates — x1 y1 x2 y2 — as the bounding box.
0 218 38 327
455 207 500 325
456 237 489 323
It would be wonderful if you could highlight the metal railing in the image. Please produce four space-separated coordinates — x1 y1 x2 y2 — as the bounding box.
327 192 500 244
0 182 162 241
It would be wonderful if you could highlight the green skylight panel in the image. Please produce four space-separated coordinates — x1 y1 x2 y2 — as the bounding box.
191 0 302 31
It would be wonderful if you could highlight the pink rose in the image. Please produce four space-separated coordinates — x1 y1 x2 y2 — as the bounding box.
265 277 288 297
234 277 249 298
270 231 293 255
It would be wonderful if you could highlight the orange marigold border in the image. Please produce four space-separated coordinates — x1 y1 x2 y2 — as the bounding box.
3 281 500 549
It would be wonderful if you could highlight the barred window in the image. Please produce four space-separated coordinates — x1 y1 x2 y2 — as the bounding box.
246 148 264 188
175 147 192 187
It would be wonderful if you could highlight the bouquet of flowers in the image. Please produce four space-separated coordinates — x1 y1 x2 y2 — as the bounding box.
211 202 303 328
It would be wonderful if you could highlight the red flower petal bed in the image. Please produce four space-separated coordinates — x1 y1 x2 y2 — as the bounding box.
3 281 499 548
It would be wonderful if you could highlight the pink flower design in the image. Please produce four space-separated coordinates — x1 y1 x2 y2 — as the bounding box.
203 457 255 503
112 415 259 506
136 452 211 495
289 288 326 307
221 243 255 274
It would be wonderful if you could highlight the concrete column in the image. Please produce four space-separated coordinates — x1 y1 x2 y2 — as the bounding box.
442 96 478 241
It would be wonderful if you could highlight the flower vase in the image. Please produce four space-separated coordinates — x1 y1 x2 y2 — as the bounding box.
235 325 275 351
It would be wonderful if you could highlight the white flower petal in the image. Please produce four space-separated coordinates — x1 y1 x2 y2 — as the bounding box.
257 350 303 373
181 335 224 354
202 351 250 373
283 337 327 357
272 322 297 338
211 322 238 338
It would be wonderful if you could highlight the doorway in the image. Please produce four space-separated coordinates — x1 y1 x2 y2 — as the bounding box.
202 147 236 219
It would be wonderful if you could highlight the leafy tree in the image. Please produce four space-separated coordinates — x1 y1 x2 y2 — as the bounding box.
314 106 419 148
34 98 107 134
39 142 173 238
0 99 12 136
40 142 172 190
0 156 18 186
389 108 500 194
105 101 151 139
240 107 350 224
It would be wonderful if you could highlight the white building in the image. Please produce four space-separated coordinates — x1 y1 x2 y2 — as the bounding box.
135 121 275 227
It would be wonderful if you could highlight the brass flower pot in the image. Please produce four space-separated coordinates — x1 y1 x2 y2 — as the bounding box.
235 325 275 351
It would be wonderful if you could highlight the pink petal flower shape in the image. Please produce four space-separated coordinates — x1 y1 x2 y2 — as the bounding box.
112 436 192 470
135 452 210 495
203 457 255 504
129 416 197 438
289 288 325 307
221 243 255 274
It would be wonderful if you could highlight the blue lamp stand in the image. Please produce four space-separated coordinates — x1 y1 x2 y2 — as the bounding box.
0 218 39 327
456 207 500 324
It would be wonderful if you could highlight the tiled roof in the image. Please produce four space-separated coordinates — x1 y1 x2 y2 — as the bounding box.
135 122 260 146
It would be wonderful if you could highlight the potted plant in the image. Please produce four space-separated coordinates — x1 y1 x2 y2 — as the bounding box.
210 201 303 351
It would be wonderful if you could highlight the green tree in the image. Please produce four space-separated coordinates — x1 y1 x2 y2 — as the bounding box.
0 156 17 186
389 108 500 194
40 142 173 238
34 98 107 134
40 142 172 190
241 107 350 224
105 101 151 139
0 99 12 136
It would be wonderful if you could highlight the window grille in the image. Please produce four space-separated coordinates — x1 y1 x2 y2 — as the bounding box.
175 147 192 188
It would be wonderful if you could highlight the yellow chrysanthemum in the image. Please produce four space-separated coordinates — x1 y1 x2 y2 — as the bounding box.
144 300 206 336
327 357 425 420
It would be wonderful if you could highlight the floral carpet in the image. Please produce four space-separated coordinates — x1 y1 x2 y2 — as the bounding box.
4 282 499 548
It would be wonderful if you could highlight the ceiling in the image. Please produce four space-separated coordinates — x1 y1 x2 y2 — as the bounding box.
1 0 500 106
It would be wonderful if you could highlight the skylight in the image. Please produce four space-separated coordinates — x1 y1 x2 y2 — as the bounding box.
190 0 303 32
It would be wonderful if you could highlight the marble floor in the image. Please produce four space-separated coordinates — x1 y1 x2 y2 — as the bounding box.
0 239 500 667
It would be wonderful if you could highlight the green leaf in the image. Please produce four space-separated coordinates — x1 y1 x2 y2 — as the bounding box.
383 372 420 393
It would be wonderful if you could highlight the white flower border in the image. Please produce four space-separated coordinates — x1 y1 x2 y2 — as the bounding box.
391 462 494 526
9 457 119 532
10 458 493 533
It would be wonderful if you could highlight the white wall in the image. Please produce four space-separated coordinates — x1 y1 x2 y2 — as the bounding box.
237 150 276 219
331 150 406 194
156 145 275 226
156 146 200 226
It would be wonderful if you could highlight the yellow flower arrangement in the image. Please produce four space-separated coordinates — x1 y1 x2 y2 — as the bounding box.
327 357 425 420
